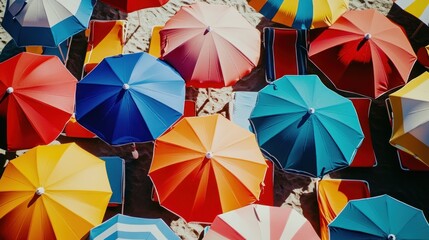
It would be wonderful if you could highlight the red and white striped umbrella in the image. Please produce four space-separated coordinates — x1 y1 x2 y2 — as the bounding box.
204 204 320 240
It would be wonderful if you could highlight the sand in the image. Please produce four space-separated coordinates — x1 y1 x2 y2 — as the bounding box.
1 0 429 239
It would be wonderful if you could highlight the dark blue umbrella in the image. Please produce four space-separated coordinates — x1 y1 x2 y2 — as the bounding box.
249 75 364 178
76 52 185 145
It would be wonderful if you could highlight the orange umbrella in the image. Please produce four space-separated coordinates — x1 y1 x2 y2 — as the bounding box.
148 114 267 223
0 143 112 239
160 2 261 88
309 9 417 99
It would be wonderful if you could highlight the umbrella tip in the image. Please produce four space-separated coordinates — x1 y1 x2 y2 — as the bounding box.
204 26 211 35
122 83 130 90
308 108 315 114
205 151 213 159
364 33 372 40
6 87 14 94
388 234 396 240
35 187 45 196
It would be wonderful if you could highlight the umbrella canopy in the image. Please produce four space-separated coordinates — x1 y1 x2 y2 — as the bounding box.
328 194 429 239
395 0 429 25
100 0 169 13
0 52 77 151
205 204 320 240
148 114 268 223
160 2 261 88
1 0 95 47
309 9 417 99
0 143 112 239
248 0 349 29
389 71 429 166
75 52 185 146
249 75 364 178
89 214 179 240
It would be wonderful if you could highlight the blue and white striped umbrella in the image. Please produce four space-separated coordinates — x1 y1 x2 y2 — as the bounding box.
2 0 95 47
89 214 180 240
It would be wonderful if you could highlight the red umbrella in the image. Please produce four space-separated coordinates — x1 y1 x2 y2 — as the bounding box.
160 2 261 88
309 9 417 99
0 52 77 151
100 0 169 13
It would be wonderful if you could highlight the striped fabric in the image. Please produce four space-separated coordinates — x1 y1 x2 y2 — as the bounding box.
205 204 319 240
263 27 308 82
249 0 348 29
89 214 179 240
395 0 429 25
2 0 95 47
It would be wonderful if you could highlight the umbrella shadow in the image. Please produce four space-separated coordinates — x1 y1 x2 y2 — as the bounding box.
27 193 41 208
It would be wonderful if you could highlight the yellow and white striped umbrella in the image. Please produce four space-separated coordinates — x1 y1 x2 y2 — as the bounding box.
395 0 429 25
389 71 429 166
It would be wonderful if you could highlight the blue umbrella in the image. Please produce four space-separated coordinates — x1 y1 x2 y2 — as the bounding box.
329 195 429 240
89 214 180 240
2 0 95 47
249 75 364 178
76 52 185 145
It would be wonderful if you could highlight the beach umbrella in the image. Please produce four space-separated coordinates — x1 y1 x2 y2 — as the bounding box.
0 52 77 151
148 114 268 223
389 71 429 166
100 0 169 13
0 143 112 239
89 214 179 240
308 9 417 99
328 194 429 239
249 75 364 178
75 52 185 146
205 204 320 240
160 2 261 88
394 0 429 26
1 0 95 47
248 0 349 29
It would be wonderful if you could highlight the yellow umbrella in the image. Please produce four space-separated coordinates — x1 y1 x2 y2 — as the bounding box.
389 71 429 166
0 143 112 239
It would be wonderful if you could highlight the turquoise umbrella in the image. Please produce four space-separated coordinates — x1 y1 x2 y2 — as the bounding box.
329 195 429 240
249 75 364 178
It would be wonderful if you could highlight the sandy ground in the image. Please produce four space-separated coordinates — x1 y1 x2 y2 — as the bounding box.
1 0 429 239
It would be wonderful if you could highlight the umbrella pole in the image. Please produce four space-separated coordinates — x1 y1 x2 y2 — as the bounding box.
411 22 424 40
124 11 141 46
